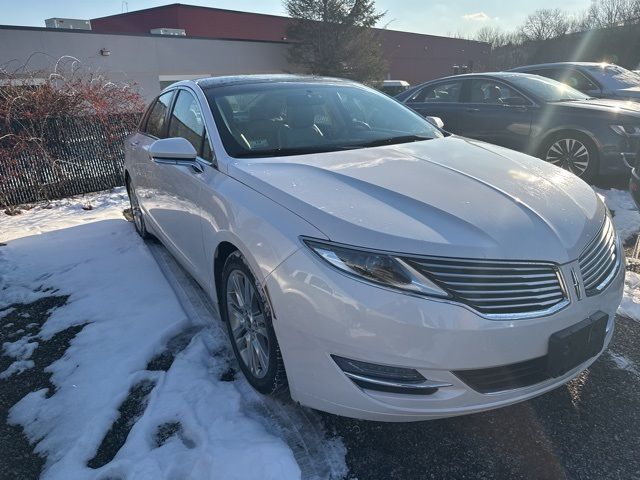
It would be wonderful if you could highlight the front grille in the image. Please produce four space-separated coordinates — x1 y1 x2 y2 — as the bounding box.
405 257 567 318
579 216 618 296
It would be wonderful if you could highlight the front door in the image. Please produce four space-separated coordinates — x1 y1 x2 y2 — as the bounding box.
459 78 533 151
404 79 468 134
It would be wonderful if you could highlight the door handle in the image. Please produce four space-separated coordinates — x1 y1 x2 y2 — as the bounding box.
466 108 480 112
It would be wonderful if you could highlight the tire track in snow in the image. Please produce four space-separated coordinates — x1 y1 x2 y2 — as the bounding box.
147 240 347 480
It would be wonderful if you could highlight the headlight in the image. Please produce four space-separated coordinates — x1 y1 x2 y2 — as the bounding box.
303 238 448 297
611 125 640 136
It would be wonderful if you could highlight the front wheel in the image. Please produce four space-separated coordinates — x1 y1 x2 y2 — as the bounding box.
220 252 287 394
540 132 599 182
126 180 148 239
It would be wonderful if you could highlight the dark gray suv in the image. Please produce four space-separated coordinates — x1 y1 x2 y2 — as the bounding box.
511 62 640 102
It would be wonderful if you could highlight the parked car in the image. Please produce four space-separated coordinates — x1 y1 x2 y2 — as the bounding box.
125 75 624 422
396 72 640 181
380 79 410 97
511 62 640 102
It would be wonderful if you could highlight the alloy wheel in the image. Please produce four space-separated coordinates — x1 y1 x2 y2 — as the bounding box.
225 270 271 379
128 185 145 234
545 138 590 176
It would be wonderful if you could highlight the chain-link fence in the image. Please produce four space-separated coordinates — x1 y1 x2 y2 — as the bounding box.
1 113 141 207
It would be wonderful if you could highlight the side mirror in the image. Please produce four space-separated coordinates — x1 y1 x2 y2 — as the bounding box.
426 116 444 129
148 137 203 172
502 97 529 107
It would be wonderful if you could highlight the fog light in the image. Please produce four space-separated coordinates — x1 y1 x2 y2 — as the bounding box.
331 355 452 395
332 355 424 382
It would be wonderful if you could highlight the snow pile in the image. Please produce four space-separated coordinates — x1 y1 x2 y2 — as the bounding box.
618 271 640 322
0 190 306 479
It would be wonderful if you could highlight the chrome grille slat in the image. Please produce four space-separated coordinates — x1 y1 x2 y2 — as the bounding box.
469 298 565 310
580 234 614 273
405 257 567 318
429 272 557 280
455 285 560 295
463 291 564 302
582 245 614 279
579 216 619 296
445 279 559 288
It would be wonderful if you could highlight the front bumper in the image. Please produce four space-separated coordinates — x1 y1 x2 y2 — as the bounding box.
265 247 624 422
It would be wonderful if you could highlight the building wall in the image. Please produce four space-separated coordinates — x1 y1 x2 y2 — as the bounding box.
91 4 490 84
0 26 296 101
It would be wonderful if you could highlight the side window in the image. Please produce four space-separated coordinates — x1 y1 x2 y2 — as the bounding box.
531 68 597 92
467 79 527 105
145 91 174 138
561 70 599 92
168 90 212 161
409 81 463 103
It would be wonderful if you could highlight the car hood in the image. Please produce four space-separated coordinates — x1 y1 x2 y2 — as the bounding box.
616 87 640 100
548 98 640 114
229 137 605 263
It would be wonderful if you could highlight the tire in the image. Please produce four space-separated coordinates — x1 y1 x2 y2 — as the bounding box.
539 132 599 183
126 179 149 239
220 252 287 394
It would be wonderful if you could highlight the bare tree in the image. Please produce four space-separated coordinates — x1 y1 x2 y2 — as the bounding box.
585 0 636 28
474 26 522 48
284 0 387 84
519 8 571 42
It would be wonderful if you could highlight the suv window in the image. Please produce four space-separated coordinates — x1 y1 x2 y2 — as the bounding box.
533 68 599 92
145 91 175 138
409 81 463 103
467 79 528 105
168 90 212 161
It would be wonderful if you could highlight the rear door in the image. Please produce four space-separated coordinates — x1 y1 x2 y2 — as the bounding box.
404 79 468 134
459 78 533 151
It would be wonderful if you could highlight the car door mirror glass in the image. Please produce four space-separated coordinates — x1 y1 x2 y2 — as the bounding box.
149 137 198 162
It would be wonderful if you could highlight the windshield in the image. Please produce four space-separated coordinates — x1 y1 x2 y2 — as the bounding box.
507 75 590 102
585 64 640 90
204 82 442 158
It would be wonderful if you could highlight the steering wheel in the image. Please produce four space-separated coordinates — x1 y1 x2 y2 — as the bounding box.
351 119 372 130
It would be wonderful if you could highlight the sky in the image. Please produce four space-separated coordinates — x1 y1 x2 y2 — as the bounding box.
1 0 595 37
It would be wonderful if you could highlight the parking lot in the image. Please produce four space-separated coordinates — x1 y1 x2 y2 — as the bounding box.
1 186 639 480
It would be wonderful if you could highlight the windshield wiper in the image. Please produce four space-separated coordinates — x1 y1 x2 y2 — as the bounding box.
356 135 433 148
234 145 359 158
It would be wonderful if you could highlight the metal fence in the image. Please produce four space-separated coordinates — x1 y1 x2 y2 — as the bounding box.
1 113 141 207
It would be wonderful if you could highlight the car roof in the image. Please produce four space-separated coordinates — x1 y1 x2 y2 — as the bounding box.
195 74 359 90
395 72 545 101
411 71 541 86
510 62 612 71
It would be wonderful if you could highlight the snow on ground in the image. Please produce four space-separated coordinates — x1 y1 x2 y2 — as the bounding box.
0 189 307 479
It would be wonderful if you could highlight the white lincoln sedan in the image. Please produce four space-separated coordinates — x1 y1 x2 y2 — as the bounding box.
124 75 624 422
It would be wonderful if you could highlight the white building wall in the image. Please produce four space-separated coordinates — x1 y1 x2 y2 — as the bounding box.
0 26 298 101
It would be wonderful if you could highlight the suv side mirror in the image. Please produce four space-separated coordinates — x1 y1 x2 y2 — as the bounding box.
149 137 203 172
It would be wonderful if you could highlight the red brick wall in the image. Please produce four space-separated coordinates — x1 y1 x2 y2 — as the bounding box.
91 4 490 84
